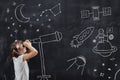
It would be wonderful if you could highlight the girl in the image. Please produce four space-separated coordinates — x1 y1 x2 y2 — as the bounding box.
10 40 38 80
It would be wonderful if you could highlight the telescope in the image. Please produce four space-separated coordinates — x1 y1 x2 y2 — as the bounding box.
30 31 62 44
30 31 62 80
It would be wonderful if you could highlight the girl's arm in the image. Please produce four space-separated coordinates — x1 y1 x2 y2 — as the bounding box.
23 40 38 61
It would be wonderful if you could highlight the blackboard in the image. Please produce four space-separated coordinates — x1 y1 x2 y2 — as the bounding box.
0 0 120 80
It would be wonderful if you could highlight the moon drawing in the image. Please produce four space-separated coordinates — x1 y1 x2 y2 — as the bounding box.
114 69 120 80
15 4 30 23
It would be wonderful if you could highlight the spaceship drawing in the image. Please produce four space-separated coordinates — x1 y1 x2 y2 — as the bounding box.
70 27 95 48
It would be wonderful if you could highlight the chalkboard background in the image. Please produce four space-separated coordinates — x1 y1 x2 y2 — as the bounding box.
0 0 120 80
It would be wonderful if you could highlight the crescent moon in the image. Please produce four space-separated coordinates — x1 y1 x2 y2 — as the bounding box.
15 4 30 23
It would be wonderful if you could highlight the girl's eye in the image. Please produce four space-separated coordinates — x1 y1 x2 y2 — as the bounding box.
14 48 17 51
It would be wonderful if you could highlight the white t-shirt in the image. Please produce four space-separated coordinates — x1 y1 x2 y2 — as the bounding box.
13 54 29 80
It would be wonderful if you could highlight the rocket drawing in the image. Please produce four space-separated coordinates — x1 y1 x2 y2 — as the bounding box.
70 27 95 48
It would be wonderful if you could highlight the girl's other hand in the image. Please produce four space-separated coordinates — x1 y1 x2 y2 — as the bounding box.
23 40 32 47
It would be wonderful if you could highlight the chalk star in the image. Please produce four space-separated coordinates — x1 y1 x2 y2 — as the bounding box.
6 8 10 13
7 27 10 29
108 76 111 79
108 68 112 71
100 72 105 77
10 34 13 37
93 69 97 72
102 63 105 66
12 1 16 6
38 4 41 7
36 29 40 32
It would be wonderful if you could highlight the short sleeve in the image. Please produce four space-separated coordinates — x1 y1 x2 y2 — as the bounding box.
13 54 24 63
18 54 24 63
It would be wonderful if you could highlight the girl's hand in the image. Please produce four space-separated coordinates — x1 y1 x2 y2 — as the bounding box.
23 40 32 47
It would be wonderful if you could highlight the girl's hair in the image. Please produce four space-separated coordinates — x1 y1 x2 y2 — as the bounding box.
10 40 23 58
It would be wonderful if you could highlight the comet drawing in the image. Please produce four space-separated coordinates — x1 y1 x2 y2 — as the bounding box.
70 27 95 48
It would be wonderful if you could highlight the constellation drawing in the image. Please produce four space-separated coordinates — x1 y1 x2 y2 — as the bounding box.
49 3 61 16
81 6 112 21
40 3 61 17
70 27 94 48
30 31 62 80
66 56 86 75
40 9 49 17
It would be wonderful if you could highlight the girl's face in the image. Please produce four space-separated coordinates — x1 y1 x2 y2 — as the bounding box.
16 43 26 55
